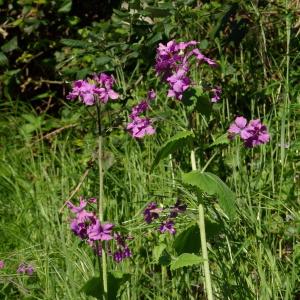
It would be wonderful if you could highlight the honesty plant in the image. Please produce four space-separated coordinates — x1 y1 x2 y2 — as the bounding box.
64 39 271 300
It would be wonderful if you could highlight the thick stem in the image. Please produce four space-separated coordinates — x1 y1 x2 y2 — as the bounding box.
96 103 108 300
198 204 213 300
190 150 213 300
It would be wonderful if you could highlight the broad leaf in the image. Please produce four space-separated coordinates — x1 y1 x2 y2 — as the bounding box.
81 272 130 300
182 87 212 117
153 243 167 263
151 131 194 171
182 171 236 219
174 224 200 255
170 253 203 270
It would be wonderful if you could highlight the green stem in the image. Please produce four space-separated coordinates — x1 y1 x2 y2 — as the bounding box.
96 103 108 300
190 150 213 300
198 204 213 300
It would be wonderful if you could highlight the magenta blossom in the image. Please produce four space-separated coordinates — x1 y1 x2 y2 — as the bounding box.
127 116 155 139
130 101 149 119
228 116 248 140
242 119 270 148
87 219 114 241
147 89 156 101
0 260 4 269
211 86 222 103
17 263 35 276
228 117 270 147
143 202 162 224
67 73 118 105
159 220 176 235
66 80 96 106
167 69 191 100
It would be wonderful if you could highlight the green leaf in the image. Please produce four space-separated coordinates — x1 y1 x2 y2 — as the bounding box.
182 87 212 117
81 272 131 300
209 133 229 148
151 131 194 171
0 51 8 66
58 0 72 13
95 56 111 66
144 6 172 17
174 224 200 255
153 243 167 263
60 39 89 48
1 36 18 53
170 253 203 270
182 171 236 219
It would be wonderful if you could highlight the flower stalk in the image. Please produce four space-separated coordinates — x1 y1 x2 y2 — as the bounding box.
96 102 108 300
190 150 213 300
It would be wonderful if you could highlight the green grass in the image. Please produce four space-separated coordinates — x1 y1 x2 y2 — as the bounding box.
1 1 300 299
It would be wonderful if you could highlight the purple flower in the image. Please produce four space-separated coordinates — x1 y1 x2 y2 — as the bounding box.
170 200 187 218
87 219 114 241
228 116 248 140
228 117 270 147
147 89 156 101
242 119 270 148
143 202 162 224
167 69 191 100
66 73 119 105
191 49 218 67
0 260 4 269
113 247 132 263
67 199 96 239
211 86 222 103
17 263 35 276
159 220 176 235
130 101 149 119
66 80 96 106
127 116 155 139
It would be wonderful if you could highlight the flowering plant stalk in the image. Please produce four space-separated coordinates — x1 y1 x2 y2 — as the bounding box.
96 101 108 299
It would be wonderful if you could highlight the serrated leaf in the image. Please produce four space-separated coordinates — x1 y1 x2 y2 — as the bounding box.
209 133 229 148
151 131 194 170
0 51 8 66
182 171 236 219
170 253 203 270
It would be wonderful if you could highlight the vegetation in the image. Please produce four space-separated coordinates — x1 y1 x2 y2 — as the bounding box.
0 0 299 299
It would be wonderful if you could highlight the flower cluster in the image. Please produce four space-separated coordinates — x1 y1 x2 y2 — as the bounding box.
127 90 156 138
67 197 132 263
228 116 270 147
143 200 187 235
66 73 119 106
0 260 4 269
155 40 217 100
17 263 35 275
